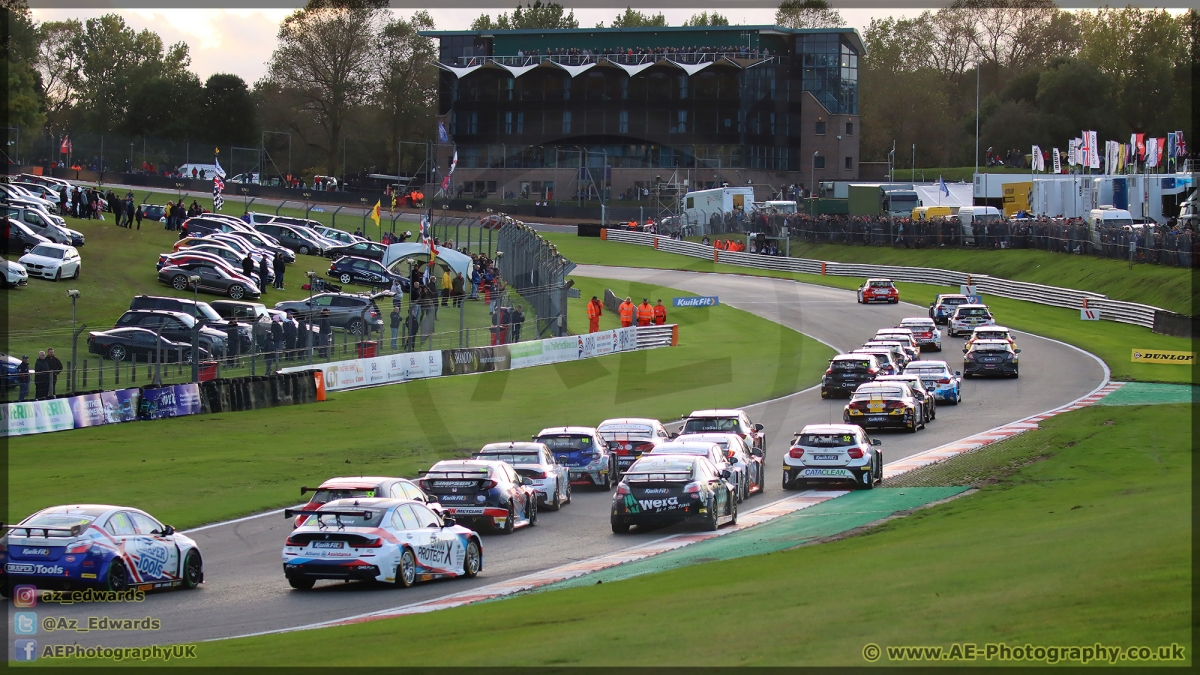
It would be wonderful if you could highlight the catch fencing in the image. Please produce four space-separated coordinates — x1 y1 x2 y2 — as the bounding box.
605 230 1165 328
496 219 576 338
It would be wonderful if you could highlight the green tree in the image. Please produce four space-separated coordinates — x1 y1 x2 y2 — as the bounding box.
197 74 258 146
34 20 83 128
2 1 45 142
1035 58 1119 141
472 2 578 31
264 0 388 174
610 7 667 28
377 11 438 175
775 0 843 29
683 12 729 27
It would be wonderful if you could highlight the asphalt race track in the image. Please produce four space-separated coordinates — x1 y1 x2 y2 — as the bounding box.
9 266 1106 647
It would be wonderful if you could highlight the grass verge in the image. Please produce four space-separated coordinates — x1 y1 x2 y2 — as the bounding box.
155 403 1190 666
547 233 1197 384
6 276 831 528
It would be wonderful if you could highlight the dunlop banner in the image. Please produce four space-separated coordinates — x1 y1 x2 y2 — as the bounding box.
1130 349 1195 364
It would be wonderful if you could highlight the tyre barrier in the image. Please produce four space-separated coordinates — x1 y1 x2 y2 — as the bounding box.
199 371 319 415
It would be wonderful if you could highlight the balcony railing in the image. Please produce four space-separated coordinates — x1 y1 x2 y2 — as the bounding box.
452 51 780 68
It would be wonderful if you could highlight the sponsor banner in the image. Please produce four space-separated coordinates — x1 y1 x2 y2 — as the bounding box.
578 329 618 359
1131 349 1194 365
673 296 718 307
322 359 365 392
616 326 636 352
442 346 511 376
1 398 75 437
364 355 389 385
508 341 547 369
139 383 202 420
542 337 577 365
70 388 140 428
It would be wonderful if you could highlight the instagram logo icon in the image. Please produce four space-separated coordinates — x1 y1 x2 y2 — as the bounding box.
13 585 38 608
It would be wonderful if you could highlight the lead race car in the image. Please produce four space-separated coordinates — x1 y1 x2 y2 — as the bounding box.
1 504 203 594
857 278 899 304
281 498 482 590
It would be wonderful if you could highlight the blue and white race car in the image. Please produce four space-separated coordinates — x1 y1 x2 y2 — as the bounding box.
1 504 203 594
282 498 482 590
903 360 963 405
533 426 617 490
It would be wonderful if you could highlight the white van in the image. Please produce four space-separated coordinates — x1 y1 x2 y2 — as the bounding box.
957 206 1001 246
1085 207 1136 245
176 163 224 179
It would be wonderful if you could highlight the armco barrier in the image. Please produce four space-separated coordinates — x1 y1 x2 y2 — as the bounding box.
604 230 1168 328
284 325 675 394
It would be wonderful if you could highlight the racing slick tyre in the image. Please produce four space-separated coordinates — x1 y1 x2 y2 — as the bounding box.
104 560 130 592
228 284 246 300
706 499 721 531
527 497 538 526
782 474 794 491
463 540 482 578
564 481 572 505
287 575 315 590
729 499 738 527
821 390 831 399
395 548 417 588
601 462 614 491
172 274 189 290
500 501 516 534
611 520 630 534
182 550 203 590
547 483 562 511
339 273 352 285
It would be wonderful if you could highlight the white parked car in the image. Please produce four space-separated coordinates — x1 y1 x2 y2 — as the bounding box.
2 258 28 287
18 242 80 280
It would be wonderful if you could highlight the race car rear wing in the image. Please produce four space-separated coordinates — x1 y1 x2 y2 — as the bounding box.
418 469 491 478
1 523 86 538
622 470 692 483
283 509 374 520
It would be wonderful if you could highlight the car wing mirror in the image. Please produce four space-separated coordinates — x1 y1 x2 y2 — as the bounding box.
721 469 731 479
753 423 764 432
955 371 962 376
522 477 534 486
161 525 175 536
441 517 456 528
871 439 882 447
1015 349 1022 354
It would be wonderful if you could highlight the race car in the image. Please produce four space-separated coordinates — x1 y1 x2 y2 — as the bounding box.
783 424 882 490
821 353 882 399
898 317 943 351
294 476 440 527
964 339 1021 378
903 360 963 404
861 341 912 370
675 432 765 501
472 442 571 511
872 328 921 361
281 498 482 590
1 504 203 594
533 426 616 489
645 440 744 502
850 347 900 376
929 294 971 325
963 325 1017 352
417 460 539 534
947 303 996 337
595 417 673 476
680 409 765 454
843 382 925 432
610 454 737 534
857 278 899 304
875 374 936 423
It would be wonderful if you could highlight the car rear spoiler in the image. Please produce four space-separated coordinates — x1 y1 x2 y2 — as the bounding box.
1 523 86 538
418 469 490 478
283 509 374 520
622 470 692 482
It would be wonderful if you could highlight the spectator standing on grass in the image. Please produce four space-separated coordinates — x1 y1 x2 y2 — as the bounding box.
512 305 525 342
124 196 134 229
389 306 402 349
270 315 285 364
282 314 297 360
273 252 286 290
33 351 49 399
318 309 332 359
45 348 63 396
135 204 143 229
16 355 29 401
242 254 254 279
403 308 419 351
226 317 241 365
452 272 464 307
441 268 451 307
258 255 269 293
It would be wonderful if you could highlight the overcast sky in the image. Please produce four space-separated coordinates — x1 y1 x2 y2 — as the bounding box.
29 7 913 85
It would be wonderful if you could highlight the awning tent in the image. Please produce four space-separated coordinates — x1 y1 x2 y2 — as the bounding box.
382 243 474 280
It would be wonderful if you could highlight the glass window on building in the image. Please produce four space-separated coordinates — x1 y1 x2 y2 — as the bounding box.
504 112 512 134
504 77 514 101
815 120 826 135
517 112 524 134
674 110 687 134
845 156 853 170
562 111 572 134
619 110 629 134
469 112 478 134
486 181 497 193
846 121 854 135
678 74 688 99
813 155 826 169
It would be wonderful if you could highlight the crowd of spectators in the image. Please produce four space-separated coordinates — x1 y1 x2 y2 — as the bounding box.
484 44 771 66
698 210 1195 268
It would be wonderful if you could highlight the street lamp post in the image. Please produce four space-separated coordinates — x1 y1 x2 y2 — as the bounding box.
189 275 201 381
810 151 819 203
67 289 80 393
305 271 316 367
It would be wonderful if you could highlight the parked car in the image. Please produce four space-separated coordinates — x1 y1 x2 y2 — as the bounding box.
215 230 295 263
87 327 211 363
2 218 49 255
129 295 252 352
19 242 81 281
182 216 252 237
138 203 168 223
0 352 27 387
157 262 260 300
114 310 229 357
2 258 28 287
253 222 327 256
327 255 406 288
4 205 82 246
162 245 272 284
274 292 385 335
314 226 363 245
324 240 386 261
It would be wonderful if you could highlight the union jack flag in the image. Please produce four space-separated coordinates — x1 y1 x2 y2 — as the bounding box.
213 176 225 211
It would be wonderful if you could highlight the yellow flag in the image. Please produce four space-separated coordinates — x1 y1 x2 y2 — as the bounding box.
370 200 381 228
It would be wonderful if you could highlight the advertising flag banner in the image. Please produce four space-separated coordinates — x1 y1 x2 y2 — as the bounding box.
1088 131 1100 168
1051 147 1061 174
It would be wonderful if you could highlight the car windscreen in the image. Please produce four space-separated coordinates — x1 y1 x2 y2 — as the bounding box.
597 424 654 439
194 303 223 322
21 511 101 528
906 364 947 375
869 280 893 287
974 331 1008 340
972 343 1011 352
940 297 968 306
28 245 63 258
852 387 904 400
796 432 857 448
900 320 934 329
831 359 872 372
627 456 695 474
310 488 380 504
681 417 739 433
537 435 594 452
474 452 541 466
958 308 990 317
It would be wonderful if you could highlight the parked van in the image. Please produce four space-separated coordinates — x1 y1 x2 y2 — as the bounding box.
956 206 1002 246
912 206 956 221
